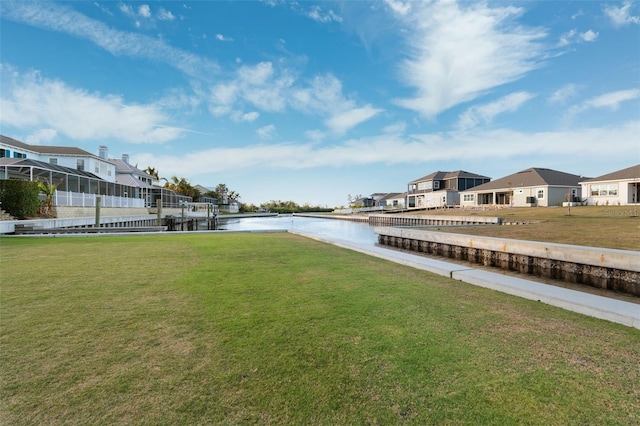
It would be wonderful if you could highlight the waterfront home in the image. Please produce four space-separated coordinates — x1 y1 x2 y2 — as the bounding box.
460 167 584 208
0 135 191 211
580 164 640 206
407 170 491 210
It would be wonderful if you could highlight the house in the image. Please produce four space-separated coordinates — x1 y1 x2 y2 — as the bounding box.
194 184 217 205
1 135 116 182
580 164 640 206
407 170 491 209
460 167 584 208
352 196 376 208
376 192 405 209
0 135 191 209
111 153 156 207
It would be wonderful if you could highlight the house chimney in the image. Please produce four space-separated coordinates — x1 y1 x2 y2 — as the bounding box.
99 145 108 160
122 154 129 164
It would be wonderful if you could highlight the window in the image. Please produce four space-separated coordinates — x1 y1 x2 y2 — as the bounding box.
433 181 440 190
591 184 618 196
77 159 85 171
417 181 432 191
49 158 58 165
463 194 474 202
537 189 544 199
0 149 8 158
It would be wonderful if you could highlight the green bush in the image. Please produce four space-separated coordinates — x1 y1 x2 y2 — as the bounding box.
0 179 40 218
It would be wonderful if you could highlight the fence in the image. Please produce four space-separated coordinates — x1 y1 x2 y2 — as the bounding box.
52 190 145 208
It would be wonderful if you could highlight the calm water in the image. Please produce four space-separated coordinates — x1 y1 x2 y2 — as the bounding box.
219 215 378 245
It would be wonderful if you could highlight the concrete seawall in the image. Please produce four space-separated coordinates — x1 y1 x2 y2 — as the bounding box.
375 227 640 297
369 214 501 227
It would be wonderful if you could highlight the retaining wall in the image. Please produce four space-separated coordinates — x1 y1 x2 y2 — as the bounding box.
0 215 159 234
369 214 501 227
375 227 640 297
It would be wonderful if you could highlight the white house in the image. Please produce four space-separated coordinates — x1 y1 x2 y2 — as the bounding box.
460 167 584 208
580 164 640 206
1 135 117 183
376 192 406 209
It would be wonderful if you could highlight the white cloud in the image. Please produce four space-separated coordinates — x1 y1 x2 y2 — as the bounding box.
216 33 234 42
385 0 411 16
547 84 579 104
238 111 260 122
134 120 640 176
604 1 640 27
138 4 151 18
157 8 175 21
0 1 219 79
208 64 379 135
558 29 577 47
458 92 535 129
305 129 326 142
583 89 640 110
392 1 546 118
559 28 598 46
306 6 342 23
567 89 640 118
580 29 598 42
0 67 182 143
383 121 407 134
325 105 383 135
119 3 134 16
256 124 277 140
25 128 58 145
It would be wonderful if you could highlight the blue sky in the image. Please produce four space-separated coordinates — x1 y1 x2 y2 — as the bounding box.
1 0 639 207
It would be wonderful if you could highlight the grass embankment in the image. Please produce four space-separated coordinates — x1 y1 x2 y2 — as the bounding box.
1 234 639 424
411 206 640 251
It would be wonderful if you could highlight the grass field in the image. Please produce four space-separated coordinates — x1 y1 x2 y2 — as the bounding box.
1 233 639 424
410 205 640 251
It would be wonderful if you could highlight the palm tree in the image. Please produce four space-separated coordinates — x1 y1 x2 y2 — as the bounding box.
36 177 62 217
144 166 160 180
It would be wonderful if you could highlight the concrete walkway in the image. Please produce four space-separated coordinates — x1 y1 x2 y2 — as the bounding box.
289 230 640 330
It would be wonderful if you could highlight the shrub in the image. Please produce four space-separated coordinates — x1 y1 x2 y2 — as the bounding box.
0 179 40 218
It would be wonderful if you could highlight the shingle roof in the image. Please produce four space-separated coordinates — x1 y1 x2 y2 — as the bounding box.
376 192 403 201
1 134 103 159
409 170 490 184
466 168 583 191
581 164 640 183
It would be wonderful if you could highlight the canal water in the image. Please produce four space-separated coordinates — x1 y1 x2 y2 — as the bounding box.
219 215 378 245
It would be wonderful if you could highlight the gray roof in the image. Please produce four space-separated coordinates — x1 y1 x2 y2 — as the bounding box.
581 164 640 183
376 192 403 201
0 157 102 179
115 174 154 189
1 134 100 158
409 170 491 184
194 184 212 194
111 158 154 179
466 168 584 192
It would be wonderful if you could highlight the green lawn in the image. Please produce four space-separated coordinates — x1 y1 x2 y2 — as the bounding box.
1 233 639 424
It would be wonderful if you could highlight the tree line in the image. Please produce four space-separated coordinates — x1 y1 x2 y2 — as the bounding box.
143 167 333 213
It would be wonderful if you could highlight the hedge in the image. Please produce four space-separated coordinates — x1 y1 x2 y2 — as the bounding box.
0 179 40 218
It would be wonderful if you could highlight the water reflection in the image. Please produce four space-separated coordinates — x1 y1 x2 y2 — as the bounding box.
219 215 378 244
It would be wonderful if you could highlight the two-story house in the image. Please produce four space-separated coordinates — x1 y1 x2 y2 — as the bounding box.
407 170 491 210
